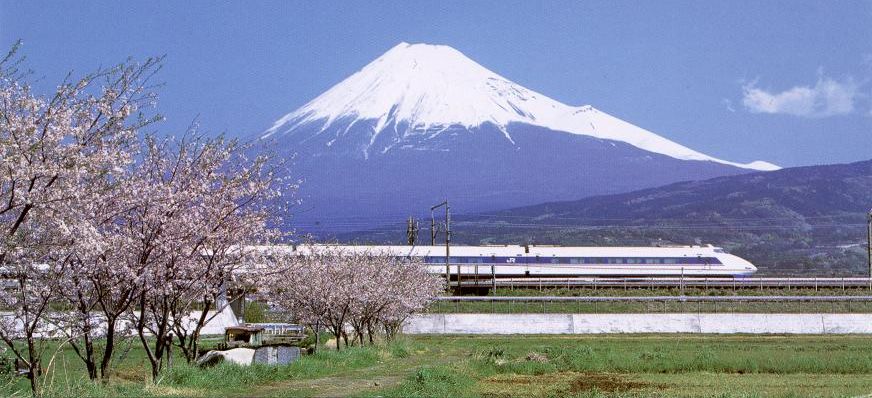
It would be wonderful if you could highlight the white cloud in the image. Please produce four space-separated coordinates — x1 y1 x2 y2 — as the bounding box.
741 74 859 118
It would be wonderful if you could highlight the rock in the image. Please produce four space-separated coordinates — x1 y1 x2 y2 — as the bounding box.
525 352 549 363
196 351 225 368
222 348 256 365
196 348 255 367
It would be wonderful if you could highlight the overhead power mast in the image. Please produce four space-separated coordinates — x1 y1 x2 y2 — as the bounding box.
431 201 451 289
406 216 419 245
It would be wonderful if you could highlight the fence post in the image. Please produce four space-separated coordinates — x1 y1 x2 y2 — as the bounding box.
491 265 496 296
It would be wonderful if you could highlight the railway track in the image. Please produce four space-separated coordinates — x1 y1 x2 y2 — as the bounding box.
449 276 872 290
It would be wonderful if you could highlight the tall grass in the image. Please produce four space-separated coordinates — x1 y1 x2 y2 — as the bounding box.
373 365 476 398
3 340 396 397
160 343 383 390
462 336 872 375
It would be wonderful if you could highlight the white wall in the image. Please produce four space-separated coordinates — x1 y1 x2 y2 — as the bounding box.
403 313 872 334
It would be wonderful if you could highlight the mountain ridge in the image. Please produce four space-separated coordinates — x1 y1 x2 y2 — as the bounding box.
340 158 872 275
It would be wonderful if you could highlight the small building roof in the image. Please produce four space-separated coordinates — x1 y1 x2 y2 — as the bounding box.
225 325 265 333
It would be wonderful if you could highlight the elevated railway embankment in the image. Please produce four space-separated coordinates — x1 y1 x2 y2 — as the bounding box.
411 296 872 334
403 313 872 334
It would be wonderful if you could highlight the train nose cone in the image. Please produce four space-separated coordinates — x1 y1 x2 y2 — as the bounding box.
721 253 757 275
735 255 757 275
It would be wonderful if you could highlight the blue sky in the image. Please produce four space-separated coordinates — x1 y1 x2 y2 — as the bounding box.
1 0 870 167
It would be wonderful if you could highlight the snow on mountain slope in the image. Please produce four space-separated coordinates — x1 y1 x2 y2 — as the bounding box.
264 42 778 171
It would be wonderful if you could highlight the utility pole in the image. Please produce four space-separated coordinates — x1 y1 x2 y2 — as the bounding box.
431 201 451 290
430 211 436 246
867 208 872 283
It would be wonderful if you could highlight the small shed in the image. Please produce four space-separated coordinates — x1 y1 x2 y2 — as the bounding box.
224 325 265 348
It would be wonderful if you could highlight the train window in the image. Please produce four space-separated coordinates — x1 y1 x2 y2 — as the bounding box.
550 258 560 264
663 258 677 264
645 259 660 264
569 258 580 264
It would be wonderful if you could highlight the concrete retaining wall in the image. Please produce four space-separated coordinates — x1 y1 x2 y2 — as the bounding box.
403 313 872 334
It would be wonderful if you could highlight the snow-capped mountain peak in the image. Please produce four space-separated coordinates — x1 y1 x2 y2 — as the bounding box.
264 42 779 171
265 42 559 140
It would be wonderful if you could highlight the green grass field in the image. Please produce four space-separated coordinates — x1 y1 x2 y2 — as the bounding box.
4 334 872 397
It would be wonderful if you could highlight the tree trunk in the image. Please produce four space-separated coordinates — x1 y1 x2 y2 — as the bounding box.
26 336 40 398
137 296 169 382
313 322 320 355
165 335 173 371
85 359 97 381
100 318 117 380
82 322 97 380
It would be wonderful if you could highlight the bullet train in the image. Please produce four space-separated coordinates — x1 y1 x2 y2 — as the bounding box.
287 244 757 277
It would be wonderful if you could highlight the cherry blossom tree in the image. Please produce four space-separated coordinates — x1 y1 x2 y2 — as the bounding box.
266 246 443 351
167 136 287 364
1 42 290 389
121 133 288 380
47 168 144 381
0 42 160 394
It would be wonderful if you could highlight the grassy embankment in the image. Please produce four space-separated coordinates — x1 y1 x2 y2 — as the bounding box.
3 335 872 397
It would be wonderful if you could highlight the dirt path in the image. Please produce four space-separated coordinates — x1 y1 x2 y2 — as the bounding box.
240 362 405 398
233 345 464 398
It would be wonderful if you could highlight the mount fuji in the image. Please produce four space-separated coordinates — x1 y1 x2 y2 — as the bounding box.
261 42 778 232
